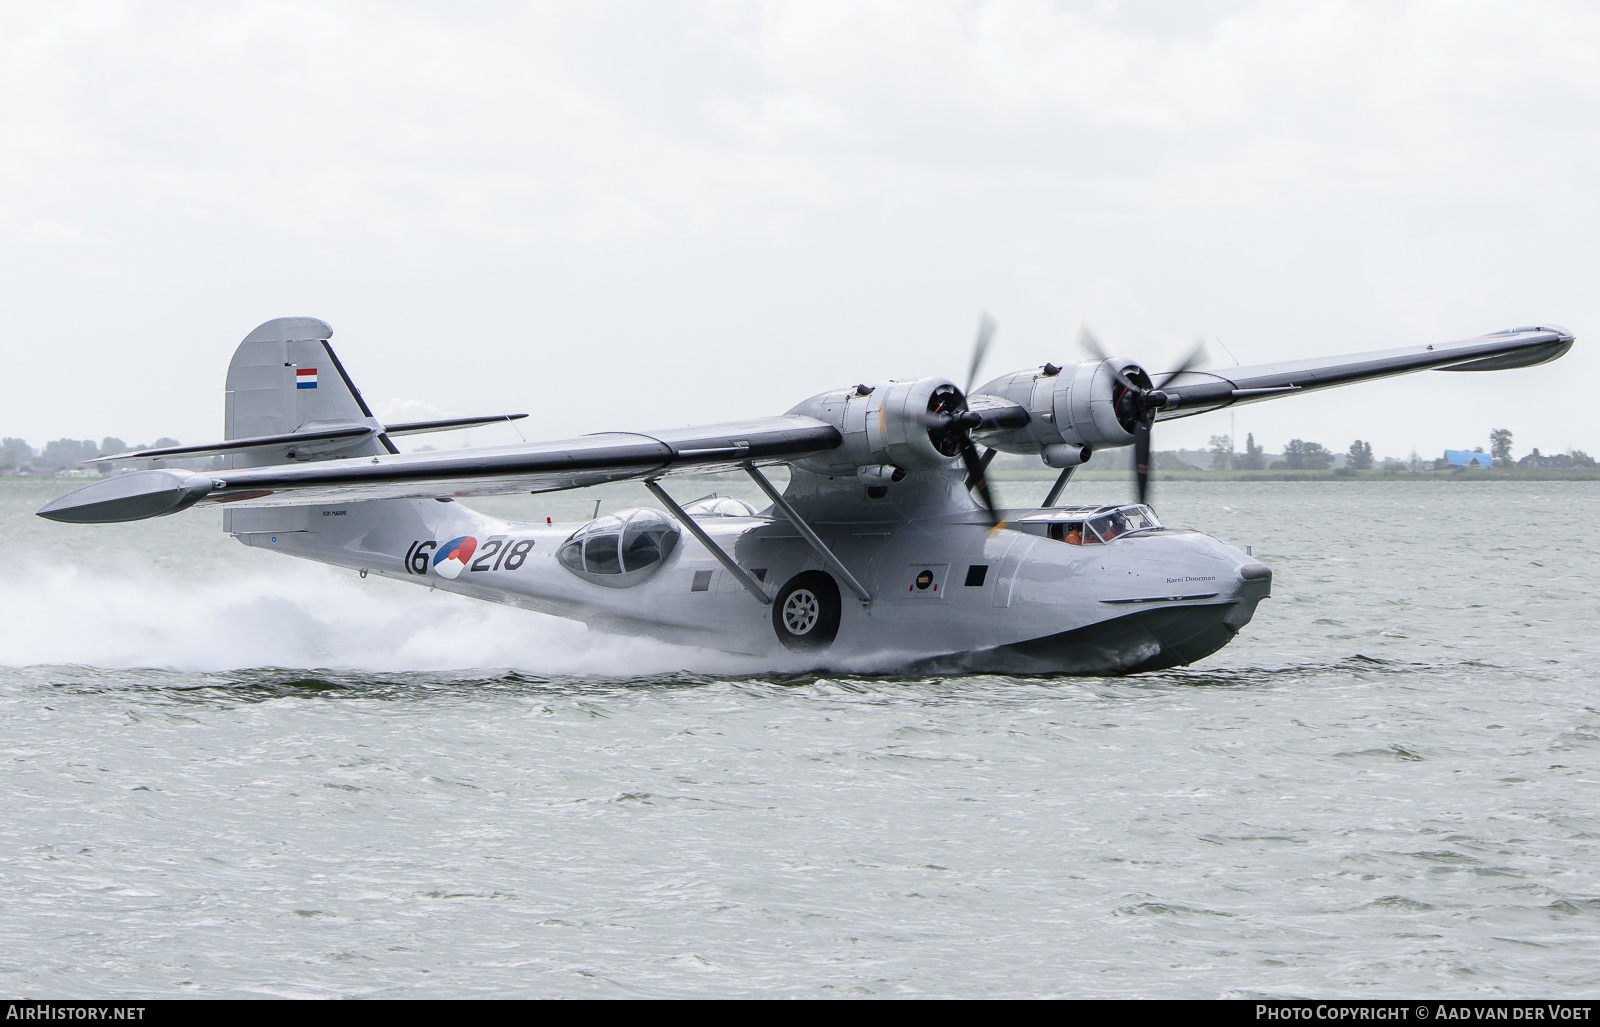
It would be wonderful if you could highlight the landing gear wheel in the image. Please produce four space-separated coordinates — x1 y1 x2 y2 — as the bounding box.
773 570 842 652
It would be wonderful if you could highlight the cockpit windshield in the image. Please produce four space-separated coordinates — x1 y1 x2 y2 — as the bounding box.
1085 505 1159 542
1042 504 1161 545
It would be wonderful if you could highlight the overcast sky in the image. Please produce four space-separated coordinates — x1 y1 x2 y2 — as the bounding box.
4 0 1597 460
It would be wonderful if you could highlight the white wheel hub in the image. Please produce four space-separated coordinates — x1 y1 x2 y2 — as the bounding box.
782 588 821 635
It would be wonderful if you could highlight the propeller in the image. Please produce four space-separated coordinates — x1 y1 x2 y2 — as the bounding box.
924 387 1002 528
1076 324 1208 509
965 311 998 395
918 313 1005 527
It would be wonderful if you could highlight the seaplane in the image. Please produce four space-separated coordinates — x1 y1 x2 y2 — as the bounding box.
38 316 1573 674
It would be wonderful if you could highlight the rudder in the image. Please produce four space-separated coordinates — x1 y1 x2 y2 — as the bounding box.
224 317 394 467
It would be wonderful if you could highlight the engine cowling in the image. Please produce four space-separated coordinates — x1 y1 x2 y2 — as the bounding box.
970 358 1152 456
786 377 969 476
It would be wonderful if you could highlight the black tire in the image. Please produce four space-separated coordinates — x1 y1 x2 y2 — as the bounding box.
772 571 842 652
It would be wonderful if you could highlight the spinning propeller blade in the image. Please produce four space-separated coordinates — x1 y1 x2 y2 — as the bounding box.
916 314 1006 527
1134 418 1152 507
1078 325 1212 511
959 434 1002 527
1076 323 1139 393
1155 337 1209 390
965 311 998 395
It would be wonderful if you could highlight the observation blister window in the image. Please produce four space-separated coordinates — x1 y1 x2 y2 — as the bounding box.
682 496 761 518
558 508 680 587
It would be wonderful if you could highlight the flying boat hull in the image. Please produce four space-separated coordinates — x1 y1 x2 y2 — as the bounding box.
229 495 1270 675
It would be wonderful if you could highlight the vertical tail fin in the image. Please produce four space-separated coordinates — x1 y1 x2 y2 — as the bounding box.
224 317 396 467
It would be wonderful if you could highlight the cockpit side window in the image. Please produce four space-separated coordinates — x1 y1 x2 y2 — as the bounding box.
1048 522 1087 545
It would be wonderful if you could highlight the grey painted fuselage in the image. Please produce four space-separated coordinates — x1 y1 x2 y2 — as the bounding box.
233 467 1270 674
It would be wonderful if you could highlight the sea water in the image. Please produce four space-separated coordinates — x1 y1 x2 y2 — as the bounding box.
1 478 1597 998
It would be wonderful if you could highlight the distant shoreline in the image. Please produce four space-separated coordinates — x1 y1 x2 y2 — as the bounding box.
995 468 1600 482
8 468 1600 488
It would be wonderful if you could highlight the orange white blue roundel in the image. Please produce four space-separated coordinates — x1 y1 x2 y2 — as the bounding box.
432 536 477 579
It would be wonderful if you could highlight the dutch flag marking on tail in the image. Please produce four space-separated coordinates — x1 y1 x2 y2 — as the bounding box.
296 368 318 389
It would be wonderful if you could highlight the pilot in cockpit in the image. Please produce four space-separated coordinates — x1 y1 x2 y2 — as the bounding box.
1049 521 1085 545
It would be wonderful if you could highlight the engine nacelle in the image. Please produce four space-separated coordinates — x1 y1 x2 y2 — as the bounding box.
786 377 967 477
971 358 1149 456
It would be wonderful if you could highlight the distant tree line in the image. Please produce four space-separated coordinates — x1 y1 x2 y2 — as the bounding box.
0 437 184 475
1468 429 1591 470
1204 433 1352 471
7 427 1593 478
1179 430 1589 474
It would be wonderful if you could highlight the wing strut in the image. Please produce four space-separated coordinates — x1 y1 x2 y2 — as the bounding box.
1042 466 1076 508
644 480 771 606
742 462 874 605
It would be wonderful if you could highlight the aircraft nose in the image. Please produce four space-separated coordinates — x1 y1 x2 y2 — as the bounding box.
1235 560 1272 601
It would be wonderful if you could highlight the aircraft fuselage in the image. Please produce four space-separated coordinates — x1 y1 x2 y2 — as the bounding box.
231 492 1271 675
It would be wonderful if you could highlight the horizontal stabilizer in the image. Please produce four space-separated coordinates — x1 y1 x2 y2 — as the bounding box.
37 470 214 523
92 414 531 463
89 426 378 463
384 414 529 436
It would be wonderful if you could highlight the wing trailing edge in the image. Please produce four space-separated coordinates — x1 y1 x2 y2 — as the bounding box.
38 416 841 524
1153 326 1573 421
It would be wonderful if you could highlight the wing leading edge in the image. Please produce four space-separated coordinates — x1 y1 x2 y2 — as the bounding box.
1153 326 1573 421
38 416 841 524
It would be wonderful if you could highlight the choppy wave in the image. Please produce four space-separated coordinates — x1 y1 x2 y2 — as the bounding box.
5 480 1600 997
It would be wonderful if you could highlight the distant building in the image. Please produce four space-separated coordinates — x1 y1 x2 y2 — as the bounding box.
1445 450 1492 468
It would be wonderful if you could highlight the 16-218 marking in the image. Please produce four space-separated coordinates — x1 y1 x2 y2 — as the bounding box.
402 536 534 576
